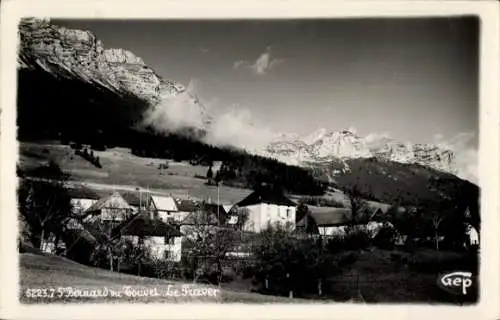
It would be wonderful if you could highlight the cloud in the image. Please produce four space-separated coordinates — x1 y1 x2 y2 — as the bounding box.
199 46 211 54
141 78 277 153
364 131 391 143
233 60 246 69
141 79 209 134
233 47 284 75
432 132 478 183
204 105 276 153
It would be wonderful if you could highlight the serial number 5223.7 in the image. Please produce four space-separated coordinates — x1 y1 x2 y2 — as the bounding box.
24 288 60 299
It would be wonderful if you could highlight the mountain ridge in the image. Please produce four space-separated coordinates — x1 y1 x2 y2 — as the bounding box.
264 127 475 183
18 18 211 131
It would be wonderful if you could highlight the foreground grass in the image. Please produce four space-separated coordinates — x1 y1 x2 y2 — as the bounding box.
19 253 311 304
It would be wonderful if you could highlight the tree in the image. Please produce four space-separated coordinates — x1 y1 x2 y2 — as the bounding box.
252 223 332 297
296 202 309 222
295 202 318 234
18 162 72 250
345 183 368 224
206 166 213 179
214 170 221 185
233 206 250 231
85 201 137 271
430 212 445 251
183 209 244 285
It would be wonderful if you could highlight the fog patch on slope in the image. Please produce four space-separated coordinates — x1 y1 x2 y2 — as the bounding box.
141 79 277 153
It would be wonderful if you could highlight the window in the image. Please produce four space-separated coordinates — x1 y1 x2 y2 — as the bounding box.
164 250 172 260
138 236 144 245
164 236 175 245
286 208 291 218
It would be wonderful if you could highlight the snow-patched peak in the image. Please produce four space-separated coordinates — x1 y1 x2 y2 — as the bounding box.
303 127 329 144
265 127 459 178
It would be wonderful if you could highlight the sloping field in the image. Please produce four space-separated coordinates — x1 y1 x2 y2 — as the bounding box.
19 142 253 205
19 253 310 304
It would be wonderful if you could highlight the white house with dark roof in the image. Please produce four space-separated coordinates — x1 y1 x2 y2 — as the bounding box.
112 212 183 262
235 186 297 233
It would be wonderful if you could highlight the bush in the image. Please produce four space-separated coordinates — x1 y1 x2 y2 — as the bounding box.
325 235 345 254
336 251 359 268
407 249 478 274
343 225 372 250
373 223 397 249
251 224 336 297
148 260 181 279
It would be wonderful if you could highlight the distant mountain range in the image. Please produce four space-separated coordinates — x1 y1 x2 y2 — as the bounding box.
265 128 458 179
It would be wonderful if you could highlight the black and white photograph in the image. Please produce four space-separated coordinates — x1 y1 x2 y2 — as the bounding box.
1 1 499 319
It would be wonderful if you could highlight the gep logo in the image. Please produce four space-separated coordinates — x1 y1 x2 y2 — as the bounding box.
437 271 473 295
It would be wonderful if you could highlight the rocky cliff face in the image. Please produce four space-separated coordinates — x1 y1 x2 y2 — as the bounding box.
266 127 459 178
17 18 210 128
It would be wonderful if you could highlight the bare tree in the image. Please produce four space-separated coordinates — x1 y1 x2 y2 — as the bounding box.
431 212 446 251
183 208 244 286
231 206 250 231
84 198 136 271
18 162 72 250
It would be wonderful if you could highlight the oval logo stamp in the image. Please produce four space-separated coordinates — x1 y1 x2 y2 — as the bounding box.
437 271 473 296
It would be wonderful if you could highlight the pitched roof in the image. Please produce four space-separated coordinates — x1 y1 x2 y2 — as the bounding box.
363 201 391 214
236 188 296 207
152 195 178 212
121 191 154 207
67 187 101 200
297 207 352 227
201 202 227 216
176 199 200 212
113 213 182 237
86 192 134 213
181 211 219 225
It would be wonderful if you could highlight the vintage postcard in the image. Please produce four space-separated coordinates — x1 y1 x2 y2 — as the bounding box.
0 0 499 319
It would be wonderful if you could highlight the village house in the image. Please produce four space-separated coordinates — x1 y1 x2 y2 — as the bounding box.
42 191 131 255
465 224 479 248
463 206 480 248
296 207 352 237
175 199 200 224
296 204 390 238
121 191 156 213
83 192 135 228
151 194 179 222
68 187 100 216
112 212 183 262
235 186 297 233
223 204 238 225
178 200 227 238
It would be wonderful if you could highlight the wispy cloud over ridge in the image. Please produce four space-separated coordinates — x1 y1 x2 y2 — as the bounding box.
233 47 284 75
199 46 211 54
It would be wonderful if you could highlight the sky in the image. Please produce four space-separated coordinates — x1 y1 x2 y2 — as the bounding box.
54 17 479 146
